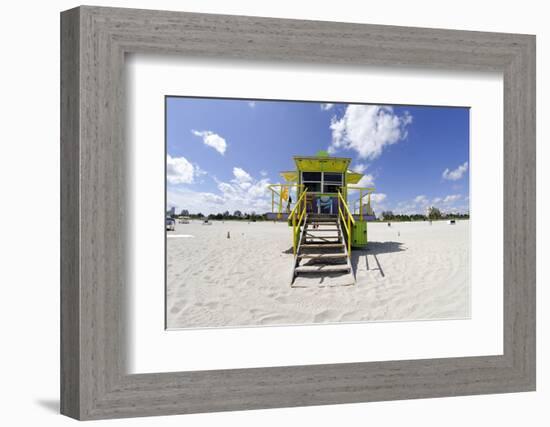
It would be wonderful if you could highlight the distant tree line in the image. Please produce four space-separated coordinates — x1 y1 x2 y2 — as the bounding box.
380 208 469 222
206 210 268 221
169 206 469 223
169 209 269 221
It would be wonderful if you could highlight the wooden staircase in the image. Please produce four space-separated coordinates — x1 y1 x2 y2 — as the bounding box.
291 214 355 287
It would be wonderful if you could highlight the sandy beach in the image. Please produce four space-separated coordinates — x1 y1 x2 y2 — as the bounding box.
166 220 470 329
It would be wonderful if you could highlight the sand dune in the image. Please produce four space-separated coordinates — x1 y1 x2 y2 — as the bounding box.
166 220 470 329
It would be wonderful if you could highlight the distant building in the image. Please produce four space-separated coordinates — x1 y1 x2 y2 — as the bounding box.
167 206 176 216
361 203 376 220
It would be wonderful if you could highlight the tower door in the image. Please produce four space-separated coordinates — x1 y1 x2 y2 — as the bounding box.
318 196 335 215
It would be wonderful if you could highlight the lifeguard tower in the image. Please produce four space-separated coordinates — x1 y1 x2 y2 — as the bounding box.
267 151 375 287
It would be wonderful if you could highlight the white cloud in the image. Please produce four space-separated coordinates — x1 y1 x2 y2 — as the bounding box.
443 194 461 203
328 105 412 159
191 130 227 155
167 171 272 215
166 155 204 185
320 103 334 111
413 195 430 206
351 163 367 173
371 193 387 203
393 200 419 215
248 101 256 108
216 171 271 213
232 167 252 183
441 194 469 215
442 161 468 181
201 193 225 205
391 193 468 215
428 194 468 214
260 170 268 177
349 173 375 188
167 188 225 215
168 167 271 215
388 195 429 215
366 193 388 213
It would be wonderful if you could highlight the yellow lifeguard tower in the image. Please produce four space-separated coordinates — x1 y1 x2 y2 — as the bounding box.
268 151 375 286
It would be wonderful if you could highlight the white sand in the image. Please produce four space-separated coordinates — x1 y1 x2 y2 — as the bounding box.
166 220 470 328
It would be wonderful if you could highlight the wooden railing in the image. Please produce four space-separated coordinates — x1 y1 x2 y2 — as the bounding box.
288 189 308 255
338 189 355 257
267 184 303 219
349 187 375 220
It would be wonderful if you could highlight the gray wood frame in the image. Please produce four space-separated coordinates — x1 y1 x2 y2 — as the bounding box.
60 5 536 420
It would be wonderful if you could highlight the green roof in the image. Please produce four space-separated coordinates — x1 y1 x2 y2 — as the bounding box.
279 154 365 185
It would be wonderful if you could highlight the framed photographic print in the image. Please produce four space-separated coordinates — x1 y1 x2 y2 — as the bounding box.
61 6 536 420
164 96 471 329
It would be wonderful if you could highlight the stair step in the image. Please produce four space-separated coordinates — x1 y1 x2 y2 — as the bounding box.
306 227 340 231
295 265 351 273
305 238 341 242
298 253 347 259
307 223 338 226
301 243 345 248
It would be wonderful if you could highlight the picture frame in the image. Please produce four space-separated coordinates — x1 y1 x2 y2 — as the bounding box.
60 5 536 420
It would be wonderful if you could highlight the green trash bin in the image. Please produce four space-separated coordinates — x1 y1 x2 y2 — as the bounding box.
351 220 368 248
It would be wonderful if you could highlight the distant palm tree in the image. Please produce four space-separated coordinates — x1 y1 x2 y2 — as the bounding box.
427 206 442 220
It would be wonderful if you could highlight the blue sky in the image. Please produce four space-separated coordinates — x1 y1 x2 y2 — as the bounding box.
166 97 470 216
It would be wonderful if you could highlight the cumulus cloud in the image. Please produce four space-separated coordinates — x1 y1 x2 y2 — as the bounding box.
320 103 334 111
414 195 429 205
167 167 272 215
371 193 387 203
201 193 225 205
391 194 430 215
440 194 468 214
232 167 252 183
366 193 388 213
167 188 226 215
166 155 205 184
191 130 227 155
443 194 461 203
351 163 367 174
392 193 468 215
433 194 468 214
216 167 271 213
328 105 412 159
392 201 419 215
442 161 468 181
350 174 375 188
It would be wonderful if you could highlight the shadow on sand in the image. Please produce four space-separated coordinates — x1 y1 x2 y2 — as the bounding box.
350 241 406 278
281 241 405 279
